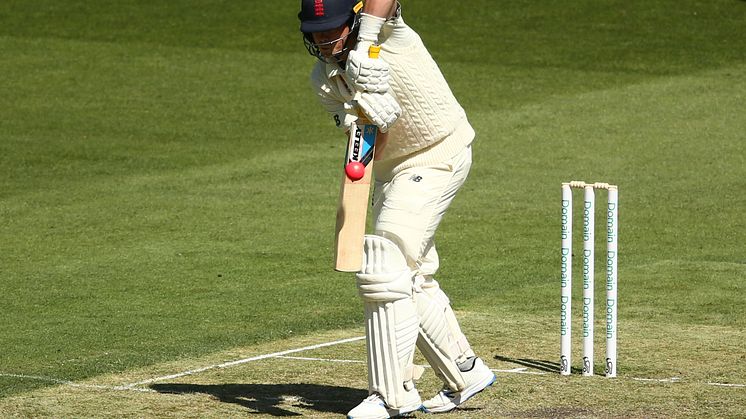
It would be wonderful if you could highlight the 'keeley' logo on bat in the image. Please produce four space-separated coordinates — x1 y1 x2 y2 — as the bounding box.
350 127 363 162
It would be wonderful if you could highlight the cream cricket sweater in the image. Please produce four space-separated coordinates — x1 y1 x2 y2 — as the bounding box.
310 15 474 179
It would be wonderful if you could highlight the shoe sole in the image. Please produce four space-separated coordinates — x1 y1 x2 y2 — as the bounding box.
423 372 496 414
388 402 424 418
347 402 423 419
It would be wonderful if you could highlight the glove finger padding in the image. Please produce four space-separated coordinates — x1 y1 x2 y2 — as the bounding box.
357 91 401 133
338 102 360 131
346 49 391 93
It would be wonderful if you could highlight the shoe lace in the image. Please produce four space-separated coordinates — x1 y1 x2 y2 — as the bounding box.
365 393 385 403
440 388 456 398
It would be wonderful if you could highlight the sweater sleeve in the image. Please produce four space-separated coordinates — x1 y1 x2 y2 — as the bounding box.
310 63 357 131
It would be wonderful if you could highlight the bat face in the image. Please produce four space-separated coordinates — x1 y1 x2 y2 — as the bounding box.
334 119 377 272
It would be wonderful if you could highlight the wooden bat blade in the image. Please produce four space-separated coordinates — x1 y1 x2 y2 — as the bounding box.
334 162 373 271
334 120 377 272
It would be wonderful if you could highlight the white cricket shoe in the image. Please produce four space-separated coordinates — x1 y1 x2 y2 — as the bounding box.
347 392 423 419
422 357 496 413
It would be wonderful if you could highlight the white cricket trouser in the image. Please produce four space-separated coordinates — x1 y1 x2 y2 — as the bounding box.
372 145 472 277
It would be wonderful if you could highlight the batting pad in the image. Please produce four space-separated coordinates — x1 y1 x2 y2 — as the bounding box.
356 235 421 409
415 277 475 391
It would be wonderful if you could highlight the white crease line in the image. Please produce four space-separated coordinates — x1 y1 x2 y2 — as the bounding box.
121 335 365 389
0 373 155 393
633 377 746 388
276 356 546 375
6 336 744 393
276 355 365 363
273 357 744 384
706 382 746 388
494 368 548 375
632 377 682 383
274 356 744 384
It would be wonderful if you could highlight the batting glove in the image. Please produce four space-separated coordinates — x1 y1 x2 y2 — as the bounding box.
346 13 390 93
346 47 391 93
356 91 401 133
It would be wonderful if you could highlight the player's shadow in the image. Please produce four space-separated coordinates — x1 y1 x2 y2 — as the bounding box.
151 383 367 416
494 355 564 373
494 355 599 375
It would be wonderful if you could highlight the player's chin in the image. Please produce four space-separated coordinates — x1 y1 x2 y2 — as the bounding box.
324 50 349 65
318 53 340 64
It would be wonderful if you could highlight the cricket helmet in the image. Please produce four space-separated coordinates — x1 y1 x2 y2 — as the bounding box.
299 0 364 62
299 0 363 33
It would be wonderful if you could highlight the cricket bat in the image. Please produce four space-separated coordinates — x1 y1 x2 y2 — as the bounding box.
334 45 381 272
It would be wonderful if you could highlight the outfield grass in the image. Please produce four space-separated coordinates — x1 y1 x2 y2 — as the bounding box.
1 1 745 417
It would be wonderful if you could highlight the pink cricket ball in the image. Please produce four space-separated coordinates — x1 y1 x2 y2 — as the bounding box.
345 161 365 181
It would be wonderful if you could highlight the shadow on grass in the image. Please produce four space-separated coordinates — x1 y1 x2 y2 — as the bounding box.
494 354 562 373
151 383 367 416
494 355 608 376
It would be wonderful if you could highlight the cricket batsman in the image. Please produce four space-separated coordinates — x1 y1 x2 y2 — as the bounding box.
298 1 496 417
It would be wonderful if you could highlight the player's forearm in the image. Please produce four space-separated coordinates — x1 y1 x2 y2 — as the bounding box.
361 0 397 19
357 0 395 46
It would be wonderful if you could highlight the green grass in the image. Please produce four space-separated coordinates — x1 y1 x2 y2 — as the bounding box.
1 0 745 416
